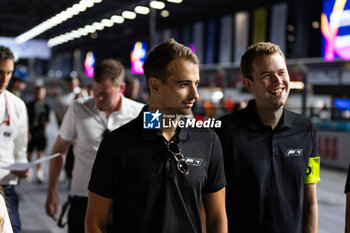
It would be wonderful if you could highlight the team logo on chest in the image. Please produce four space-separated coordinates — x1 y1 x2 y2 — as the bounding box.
285 149 303 157
185 157 203 166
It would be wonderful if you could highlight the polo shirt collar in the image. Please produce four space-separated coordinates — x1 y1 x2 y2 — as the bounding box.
245 99 293 130
138 106 190 142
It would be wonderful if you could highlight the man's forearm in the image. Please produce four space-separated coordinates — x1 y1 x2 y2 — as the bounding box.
47 154 64 193
303 202 318 233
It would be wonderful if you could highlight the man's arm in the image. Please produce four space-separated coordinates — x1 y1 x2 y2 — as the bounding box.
346 193 350 233
85 191 114 233
203 188 227 233
45 135 71 220
303 183 318 233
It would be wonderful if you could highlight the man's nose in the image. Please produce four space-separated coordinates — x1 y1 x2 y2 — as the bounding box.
189 85 199 100
271 74 283 84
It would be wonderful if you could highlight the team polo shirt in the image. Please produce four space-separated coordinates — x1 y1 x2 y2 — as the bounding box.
89 107 226 233
215 100 319 233
345 164 350 193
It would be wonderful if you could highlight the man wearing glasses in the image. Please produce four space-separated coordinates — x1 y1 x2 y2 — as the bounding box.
45 59 143 233
0 45 30 233
86 39 227 233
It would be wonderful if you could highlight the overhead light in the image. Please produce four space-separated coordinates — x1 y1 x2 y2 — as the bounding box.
290 81 304 89
84 25 96 33
150 1 166 9
15 0 103 43
122 11 137 19
167 0 182 3
312 21 320 29
161 10 170 17
111 15 124 24
101 19 114 27
92 22 104 30
135 6 150 15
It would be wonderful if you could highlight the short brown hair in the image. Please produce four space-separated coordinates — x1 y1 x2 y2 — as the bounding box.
143 38 199 84
240 42 285 80
0 45 14 60
94 59 124 86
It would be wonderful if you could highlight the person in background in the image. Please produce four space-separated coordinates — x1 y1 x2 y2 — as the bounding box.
85 39 227 233
26 85 50 183
53 76 87 185
54 76 84 126
45 59 143 233
0 45 30 233
125 76 141 102
215 42 319 233
345 164 350 233
8 77 26 99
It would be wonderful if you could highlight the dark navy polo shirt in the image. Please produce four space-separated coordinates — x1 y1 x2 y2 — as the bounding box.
215 100 318 233
346 164 350 193
89 107 226 233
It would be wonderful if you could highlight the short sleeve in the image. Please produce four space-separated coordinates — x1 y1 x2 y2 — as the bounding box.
304 121 320 184
59 103 77 141
204 132 226 193
345 164 350 193
88 133 118 199
310 121 318 156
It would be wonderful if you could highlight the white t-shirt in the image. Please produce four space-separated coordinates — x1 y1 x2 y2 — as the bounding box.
0 91 28 185
59 95 144 196
0 194 13 233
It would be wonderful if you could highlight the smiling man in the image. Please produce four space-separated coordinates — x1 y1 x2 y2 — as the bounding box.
215 42 320 233
45 59 143 233
85 39 227 233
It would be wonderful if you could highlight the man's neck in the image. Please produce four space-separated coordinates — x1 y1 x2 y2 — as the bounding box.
102 98 122 118
255 105 283 130
147 105 180 142
160 117 180 142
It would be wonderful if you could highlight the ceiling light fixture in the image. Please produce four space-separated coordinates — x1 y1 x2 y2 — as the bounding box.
122 11 137 19
111 15 125 24
167 0 182 3
135 6 150 15
150 1 166 9
160 10 170 17
15 0 103 43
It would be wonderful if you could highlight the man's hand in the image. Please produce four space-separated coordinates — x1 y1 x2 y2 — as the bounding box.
10 168 30 179
46 191 60 221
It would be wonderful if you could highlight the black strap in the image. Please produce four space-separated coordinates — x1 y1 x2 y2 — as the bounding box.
57 195 71 228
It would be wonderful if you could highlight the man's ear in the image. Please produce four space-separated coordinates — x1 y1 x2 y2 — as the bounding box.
119 82 126 92
148 77 160 94
243 77 254 93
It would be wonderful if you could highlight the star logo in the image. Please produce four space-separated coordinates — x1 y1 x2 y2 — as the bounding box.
151 110 161 122
143 110 162 129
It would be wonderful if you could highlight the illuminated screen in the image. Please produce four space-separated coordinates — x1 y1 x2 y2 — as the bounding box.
334 98 350 110
84 51 95 77
321 0 350 61
130 41 148 74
